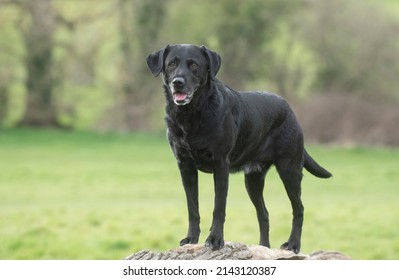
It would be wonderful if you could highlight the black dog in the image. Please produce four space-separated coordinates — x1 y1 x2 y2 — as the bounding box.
146 44 331 253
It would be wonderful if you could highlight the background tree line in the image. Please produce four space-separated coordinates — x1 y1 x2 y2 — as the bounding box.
0 0 398 137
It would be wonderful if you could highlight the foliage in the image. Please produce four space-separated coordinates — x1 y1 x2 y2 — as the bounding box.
302 0 399 98
0 0 398 131
0 129 398 259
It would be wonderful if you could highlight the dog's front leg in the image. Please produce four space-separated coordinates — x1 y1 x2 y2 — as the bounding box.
178 161 200 246
205 163 229 250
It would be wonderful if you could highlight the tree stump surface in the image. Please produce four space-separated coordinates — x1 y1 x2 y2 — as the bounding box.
124 242 351 260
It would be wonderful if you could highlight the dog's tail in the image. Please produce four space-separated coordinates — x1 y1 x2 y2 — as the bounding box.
303 150 332 178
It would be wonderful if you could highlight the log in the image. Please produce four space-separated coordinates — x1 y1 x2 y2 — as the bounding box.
124 242 351 260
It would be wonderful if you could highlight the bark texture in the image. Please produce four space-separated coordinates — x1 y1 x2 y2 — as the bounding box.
125 242 351 260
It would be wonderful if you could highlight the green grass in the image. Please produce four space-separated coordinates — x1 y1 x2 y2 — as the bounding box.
0 128 398 259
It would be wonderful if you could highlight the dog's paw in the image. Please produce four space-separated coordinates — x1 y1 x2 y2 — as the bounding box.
180 237 199 246
205 235 225 250
280 241 300 254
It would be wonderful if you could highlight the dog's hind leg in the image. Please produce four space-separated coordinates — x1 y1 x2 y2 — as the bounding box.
276 159 304 254
245 167 270 248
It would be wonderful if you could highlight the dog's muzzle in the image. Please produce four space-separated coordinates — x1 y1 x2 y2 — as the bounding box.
170 77 195 106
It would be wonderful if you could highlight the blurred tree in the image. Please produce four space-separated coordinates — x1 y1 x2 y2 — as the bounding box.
262 18 317 99
302 0 399 99
53 1 119 130
117 0 167 130
0 0 398 133
213 0 298 90
18 0 59 127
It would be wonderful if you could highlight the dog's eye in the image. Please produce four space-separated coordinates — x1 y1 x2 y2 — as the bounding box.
167 62 176 69
190 63 199 70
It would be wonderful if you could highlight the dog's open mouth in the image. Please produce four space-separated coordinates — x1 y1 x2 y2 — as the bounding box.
173 92 191 105
173 92 188 101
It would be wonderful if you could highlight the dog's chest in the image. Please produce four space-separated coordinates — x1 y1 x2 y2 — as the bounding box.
168 116 219 172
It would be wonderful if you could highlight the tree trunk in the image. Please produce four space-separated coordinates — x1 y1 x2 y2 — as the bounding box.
118 0 145 130
117 0 166 131
124 242 351 260
19 0 59 127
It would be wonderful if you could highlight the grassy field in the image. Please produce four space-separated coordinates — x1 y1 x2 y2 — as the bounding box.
0 128 398 260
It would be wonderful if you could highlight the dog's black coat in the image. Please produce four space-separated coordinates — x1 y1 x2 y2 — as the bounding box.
146 44 331 253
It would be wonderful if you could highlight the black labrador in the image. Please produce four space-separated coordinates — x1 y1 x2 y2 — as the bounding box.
146 44 331 253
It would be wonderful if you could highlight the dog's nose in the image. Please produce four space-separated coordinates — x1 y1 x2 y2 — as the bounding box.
172 77 185 88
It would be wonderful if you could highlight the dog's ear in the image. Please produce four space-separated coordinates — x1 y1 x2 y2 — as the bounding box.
200 45 221 80
146 45 170 77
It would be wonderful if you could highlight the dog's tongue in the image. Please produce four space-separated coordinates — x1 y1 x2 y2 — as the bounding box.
174 92 187 101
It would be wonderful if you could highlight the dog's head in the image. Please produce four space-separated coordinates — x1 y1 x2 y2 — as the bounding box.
146 44 221 106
